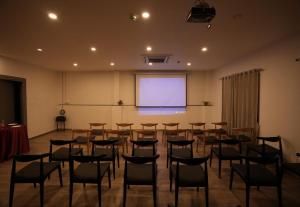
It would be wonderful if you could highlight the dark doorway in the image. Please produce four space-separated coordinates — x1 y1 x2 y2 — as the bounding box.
0 75 26 125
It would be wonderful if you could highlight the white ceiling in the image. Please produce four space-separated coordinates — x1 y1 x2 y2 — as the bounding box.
0 0 300 71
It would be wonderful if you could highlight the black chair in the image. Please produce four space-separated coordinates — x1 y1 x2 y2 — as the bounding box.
167 139 194 168
169 155 209 207
69 155 111 207
9 153 63 207
49 139 83 167
122 154 160 207
200 129 219 154
229 154 283 207
247 136 283 164
89 123 106 140
91 139 119 179
131 139 158 156
210 138 242 178
284 152 300 176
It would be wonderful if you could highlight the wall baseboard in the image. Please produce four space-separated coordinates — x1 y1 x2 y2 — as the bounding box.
29 129 57 140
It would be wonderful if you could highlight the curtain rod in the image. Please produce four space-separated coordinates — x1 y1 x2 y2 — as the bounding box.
219 68 263 80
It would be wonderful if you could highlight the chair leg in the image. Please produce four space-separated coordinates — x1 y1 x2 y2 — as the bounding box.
169 174 173 192
205 186 209 207
108 167 111 188
218 159 222 178
117 150 120 168
167 154 169 168
33 183 36 188
123 182 127 207
229 169 234 190
153 183 157 207
9 182 15 207
97 181 102 207
175 184 179 207
69 182 73 207
246 185 250 207
209 150 213 167
58 165 63 187
40 182 44 207
277 185 282 207
113 159 116 179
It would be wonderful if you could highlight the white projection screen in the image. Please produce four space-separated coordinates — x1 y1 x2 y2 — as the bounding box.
135 73 187 107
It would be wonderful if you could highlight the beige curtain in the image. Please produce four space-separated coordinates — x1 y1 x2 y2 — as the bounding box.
222 70 260 135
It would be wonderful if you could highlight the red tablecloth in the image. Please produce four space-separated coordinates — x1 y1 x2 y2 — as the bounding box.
0 125 30 161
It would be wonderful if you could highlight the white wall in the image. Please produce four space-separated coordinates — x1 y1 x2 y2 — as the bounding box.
62 70 215 130
0 56 60 138
211 34 300 161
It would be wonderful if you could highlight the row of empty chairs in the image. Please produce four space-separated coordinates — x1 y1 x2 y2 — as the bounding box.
9 120 299 207
71 121 232 155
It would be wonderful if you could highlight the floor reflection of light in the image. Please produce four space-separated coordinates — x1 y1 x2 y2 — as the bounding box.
138 107 186 115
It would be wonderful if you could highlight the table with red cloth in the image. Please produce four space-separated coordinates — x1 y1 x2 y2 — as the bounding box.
0 125 30 162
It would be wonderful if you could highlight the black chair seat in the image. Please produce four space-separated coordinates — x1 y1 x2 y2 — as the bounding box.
232 164 278 186
75 136 90 144
248 143 280 157
237 135 252 142
73 163 110 183
91 129 104 136
93 148 114 160
168 148 192 158
127 163 155 185
192 129 204 135
285 163 300 176
171 165 205 186
52 147 82 161
203 136 218 144
212 147 241 159
15 162 60 182
107 137 124 145
133 148 155 157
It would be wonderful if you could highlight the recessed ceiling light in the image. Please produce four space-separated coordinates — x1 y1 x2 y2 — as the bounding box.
146 46 152 51
148 62 153 66
73 63 78 67
201 47 208 52
48 12 58 20
90 47 97 52
37 48 43 52
187 62 191 66
110 62 115 66
142 12 150 19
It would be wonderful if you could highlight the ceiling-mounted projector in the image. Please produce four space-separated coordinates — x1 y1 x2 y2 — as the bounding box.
186 0 216 23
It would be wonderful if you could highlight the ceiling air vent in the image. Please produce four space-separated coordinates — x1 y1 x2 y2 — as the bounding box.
144 55 170 64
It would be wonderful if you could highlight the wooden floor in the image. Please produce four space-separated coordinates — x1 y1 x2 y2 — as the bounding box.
0 130 300 207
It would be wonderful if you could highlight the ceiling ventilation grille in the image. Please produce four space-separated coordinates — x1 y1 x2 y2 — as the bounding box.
144 55 170 63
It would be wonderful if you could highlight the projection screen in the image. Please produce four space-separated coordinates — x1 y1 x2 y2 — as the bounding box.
135 73 187 107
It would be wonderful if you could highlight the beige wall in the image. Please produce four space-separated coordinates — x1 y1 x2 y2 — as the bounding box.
62 70 214 130
0 56 60 138
211 34 300 161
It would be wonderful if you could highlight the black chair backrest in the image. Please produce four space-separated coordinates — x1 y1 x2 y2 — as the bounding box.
49 139 75 161
244 154 282 182
130 139 158 156
217 138 241 154
91 139 117 156
11 153 50 180
122 154 160 183
69 155 106 180
122 154 160 164
256 136 283 161
172 155 209 185
167 139 194 146
296 153 300 157
171 155 209 166
130 139 158 146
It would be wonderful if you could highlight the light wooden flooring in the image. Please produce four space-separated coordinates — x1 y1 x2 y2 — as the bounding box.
0 130 300 207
